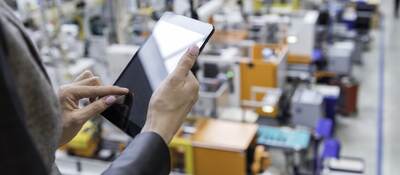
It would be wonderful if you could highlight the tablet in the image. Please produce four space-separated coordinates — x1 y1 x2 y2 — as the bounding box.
101 12 214 137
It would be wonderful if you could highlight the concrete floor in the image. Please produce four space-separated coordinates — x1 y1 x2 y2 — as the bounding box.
336 1 400 174
335 32 378 174
382 1 400 174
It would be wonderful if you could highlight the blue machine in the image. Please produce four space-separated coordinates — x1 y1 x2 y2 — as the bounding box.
257 126 311 151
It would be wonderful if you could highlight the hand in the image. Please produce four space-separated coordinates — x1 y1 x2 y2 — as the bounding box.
142 46 200 144
58 71 129 146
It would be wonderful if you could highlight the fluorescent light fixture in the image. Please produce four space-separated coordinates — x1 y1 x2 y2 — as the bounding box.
287 36 298 44
262 106 275 113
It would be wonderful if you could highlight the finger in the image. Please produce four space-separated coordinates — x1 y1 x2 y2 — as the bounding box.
171 46 199 79
73 76 101 86
74 70 94 82
68 85 129 99
75 96 118 122
72 72 99 102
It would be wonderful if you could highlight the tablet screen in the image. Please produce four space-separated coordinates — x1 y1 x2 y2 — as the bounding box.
102 14 212 137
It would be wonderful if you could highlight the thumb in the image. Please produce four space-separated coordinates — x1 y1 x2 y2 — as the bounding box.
75 96 117 122
172 46 199 79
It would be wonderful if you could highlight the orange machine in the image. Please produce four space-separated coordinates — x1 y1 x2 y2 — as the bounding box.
240 44 288 117
170 118 267 175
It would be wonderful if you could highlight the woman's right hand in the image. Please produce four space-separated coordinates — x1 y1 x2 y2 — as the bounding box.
58 71 129 146
142 46 200 144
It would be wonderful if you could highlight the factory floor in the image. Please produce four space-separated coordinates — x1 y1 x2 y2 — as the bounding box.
55 3 399 174
336 1 400 174
382 1 400 174
335 32 378 174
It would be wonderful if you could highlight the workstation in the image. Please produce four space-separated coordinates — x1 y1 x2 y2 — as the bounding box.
1 0 394 174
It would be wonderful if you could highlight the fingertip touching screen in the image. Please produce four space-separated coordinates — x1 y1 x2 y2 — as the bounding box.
102 13 213 137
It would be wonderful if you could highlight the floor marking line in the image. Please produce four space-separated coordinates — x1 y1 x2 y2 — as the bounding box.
377 13 385 175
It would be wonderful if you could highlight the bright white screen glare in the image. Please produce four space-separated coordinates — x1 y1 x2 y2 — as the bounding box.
153 21 206 73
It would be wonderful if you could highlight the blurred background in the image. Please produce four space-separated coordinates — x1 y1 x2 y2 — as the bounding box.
4 0 397 174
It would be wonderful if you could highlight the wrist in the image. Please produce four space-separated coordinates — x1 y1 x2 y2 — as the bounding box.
142 122 172 144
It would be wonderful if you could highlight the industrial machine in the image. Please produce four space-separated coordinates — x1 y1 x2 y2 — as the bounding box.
64 121 101 158
169 118 269 175
248 14 289 44
257 126 311 151
327 41 355 75
287 10 319 65
106 44 139 81
242 87 283 119
290 86 324 128
240 43 288 117
192 77 229 117
242 0 300 14
315 85 341 120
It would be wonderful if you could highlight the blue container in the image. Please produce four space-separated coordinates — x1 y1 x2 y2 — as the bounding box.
324 96 338 119
316 118 333 139
321 138 341 159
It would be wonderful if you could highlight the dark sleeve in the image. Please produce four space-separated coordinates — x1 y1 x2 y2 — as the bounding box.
102 132 171 175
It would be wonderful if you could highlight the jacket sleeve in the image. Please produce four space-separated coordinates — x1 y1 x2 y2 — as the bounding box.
102 132 171 175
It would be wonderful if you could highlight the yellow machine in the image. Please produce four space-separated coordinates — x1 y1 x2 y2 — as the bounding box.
170 138 194 174
253 0 300 12
240 44 288 117
271 0 300 10
64 121 101 157
169 119 198 175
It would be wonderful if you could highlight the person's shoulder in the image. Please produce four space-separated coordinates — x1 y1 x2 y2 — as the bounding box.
0 1 13 16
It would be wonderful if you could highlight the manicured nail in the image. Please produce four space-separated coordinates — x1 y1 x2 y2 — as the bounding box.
189 46 199 56
105 96 117 105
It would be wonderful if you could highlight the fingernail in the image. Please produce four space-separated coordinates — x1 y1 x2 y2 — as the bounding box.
105 96 117 105
84 70 92 74
189 46 199 56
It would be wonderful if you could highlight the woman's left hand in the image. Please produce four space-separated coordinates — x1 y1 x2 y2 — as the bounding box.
58 71 129 146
